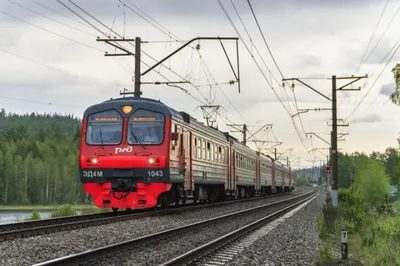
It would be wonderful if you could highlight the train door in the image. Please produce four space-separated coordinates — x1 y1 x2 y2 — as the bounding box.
256 157 260 192
230 145 236 196
272 162 276 193
225 145 230 193
181 128 192 192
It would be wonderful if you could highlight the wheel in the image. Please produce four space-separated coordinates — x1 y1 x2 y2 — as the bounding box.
158 194 170 209
112 208 118 212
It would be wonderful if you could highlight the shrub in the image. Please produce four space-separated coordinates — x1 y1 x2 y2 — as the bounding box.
50 204 77 218
25 210 41 221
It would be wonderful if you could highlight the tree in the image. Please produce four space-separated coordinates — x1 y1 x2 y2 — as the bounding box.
390 63 400 106
353 156 390 207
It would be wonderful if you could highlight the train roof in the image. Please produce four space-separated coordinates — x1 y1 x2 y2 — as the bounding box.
83 97 171 118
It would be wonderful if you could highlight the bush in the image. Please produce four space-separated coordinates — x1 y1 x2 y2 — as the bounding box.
50 204 77 218
25 210 41 221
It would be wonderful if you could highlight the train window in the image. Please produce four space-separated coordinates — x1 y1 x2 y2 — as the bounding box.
212 144 218 162
128 109 165 145
193 137 197 158
202 139 206 159
86 109 123 145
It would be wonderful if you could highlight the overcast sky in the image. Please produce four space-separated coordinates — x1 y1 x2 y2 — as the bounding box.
1 0 400 168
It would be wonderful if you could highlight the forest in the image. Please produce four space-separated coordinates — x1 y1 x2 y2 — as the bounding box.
0 109 83 205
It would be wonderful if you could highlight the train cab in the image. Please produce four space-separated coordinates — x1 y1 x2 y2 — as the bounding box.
79 97 173 211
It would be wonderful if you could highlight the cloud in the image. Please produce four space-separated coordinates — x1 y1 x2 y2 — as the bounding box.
380 83 395 96
352 113 383 123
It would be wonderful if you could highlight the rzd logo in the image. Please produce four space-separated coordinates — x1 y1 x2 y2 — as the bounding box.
115 146 133 154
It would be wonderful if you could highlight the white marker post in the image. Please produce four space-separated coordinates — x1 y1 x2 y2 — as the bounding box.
341 226 348 259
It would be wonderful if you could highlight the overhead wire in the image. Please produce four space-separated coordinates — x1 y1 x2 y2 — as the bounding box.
30 0 94 30
58 0 209 105
245 0 301 119
7 0 136 79
122 0 248 124
346 38 400 123
345 2 400 122
355 0 390 74
0 47 119 90
0 10 104 52
64 0 192 85
346 21 400 122
241 0 307 142
217 0 309 153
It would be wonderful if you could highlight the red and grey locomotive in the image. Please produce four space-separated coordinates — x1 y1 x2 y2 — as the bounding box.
79 97 296 211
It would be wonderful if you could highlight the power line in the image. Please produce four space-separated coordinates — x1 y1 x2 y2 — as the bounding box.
346 39 400 122
216 0 309 153
0 10 104 52
355 0 390 73
358 4 400 73
0 47 118 89
342 2 399 113
229 0 292 119
122 0 247 122
246 0 284 80
8 0 134 77
30 0 95 30
245 0 307 138
0 95 84 108
8 0 97 37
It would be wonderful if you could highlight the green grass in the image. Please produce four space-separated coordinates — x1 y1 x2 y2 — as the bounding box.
393 199 400 212
0 204 98 211
25 211 41 221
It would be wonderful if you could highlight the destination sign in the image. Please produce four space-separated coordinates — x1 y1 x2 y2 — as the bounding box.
95 117 120 121
132 116 157 121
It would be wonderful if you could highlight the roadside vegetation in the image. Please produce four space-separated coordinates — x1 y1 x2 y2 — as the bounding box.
316 152 400 265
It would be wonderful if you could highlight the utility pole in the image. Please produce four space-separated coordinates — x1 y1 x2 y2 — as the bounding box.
283 74 368 208
228 123 272 146
97 36 240 98
134 37 142 97
252 140 282 153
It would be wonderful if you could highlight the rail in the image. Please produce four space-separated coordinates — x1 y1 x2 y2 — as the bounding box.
0 190 301 241
33 190 315 266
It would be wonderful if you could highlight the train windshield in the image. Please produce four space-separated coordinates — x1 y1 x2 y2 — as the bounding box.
128 109 165 145
86 110 123 145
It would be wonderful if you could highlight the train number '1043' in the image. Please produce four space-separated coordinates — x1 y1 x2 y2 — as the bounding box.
148 170 163 177
82 170 103 178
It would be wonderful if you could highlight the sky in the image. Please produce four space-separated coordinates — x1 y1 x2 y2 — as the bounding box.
1 0 400 169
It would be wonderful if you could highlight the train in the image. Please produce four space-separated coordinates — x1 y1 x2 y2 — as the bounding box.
79 97 296 211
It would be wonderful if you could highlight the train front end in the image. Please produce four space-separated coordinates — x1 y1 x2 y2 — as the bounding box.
79 97 171 211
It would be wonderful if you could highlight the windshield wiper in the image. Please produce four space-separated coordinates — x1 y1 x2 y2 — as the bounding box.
130 131 146 149
99 127 104 149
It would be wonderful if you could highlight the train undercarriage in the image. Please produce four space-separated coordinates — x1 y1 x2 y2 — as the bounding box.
105 181 295 212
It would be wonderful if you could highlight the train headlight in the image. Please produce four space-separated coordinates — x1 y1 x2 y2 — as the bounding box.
149 158 154 164
92 158 98 164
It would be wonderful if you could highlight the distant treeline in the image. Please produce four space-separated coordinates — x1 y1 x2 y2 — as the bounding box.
0 109 84 205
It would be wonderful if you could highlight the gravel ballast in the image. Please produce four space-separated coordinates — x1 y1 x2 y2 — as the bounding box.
82 195 312 266
0 189 311 266
226 191 325 266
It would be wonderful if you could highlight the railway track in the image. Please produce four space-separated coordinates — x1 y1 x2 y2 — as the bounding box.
33 190 315 266
161 191 319 266
0 190 303 242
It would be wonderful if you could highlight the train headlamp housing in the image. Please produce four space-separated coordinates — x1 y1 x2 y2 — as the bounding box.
121 105 133 114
